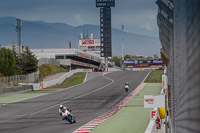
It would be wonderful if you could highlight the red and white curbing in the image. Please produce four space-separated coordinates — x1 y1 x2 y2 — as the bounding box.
103 71 113 75
73 83 146 133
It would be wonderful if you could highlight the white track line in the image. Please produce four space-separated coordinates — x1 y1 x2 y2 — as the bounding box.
72 70 152 133
6 72 89 104
73 75 114 100
29 74 114 116
142 70 152 83
83 72 88 83
29 100 70 116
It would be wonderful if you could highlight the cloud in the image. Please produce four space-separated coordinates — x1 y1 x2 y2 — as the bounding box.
0 0 159 37
73 14 83 25
139 11 157 31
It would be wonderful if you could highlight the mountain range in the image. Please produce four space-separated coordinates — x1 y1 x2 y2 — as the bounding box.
0 17 161 56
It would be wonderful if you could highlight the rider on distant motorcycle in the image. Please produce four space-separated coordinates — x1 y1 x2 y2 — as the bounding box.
59 105 72 120
124 82 129 92
125 82 129 86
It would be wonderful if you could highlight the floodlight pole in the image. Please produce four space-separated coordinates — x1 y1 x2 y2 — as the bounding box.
16 19 22 55
122 24 124 70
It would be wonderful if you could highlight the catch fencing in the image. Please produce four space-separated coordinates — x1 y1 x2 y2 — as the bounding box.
157 0 200 132
0 71 39 88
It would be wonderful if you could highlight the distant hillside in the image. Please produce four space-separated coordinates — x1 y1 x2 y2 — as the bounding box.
0 17 161 56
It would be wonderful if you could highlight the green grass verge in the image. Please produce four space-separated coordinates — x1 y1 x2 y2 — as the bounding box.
39 64 68 79
91 83 162 133
144 70 164 83
42 72 86 91
0 93 48 103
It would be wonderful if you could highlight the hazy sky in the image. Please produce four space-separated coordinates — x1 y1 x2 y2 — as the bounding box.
0 0 159 37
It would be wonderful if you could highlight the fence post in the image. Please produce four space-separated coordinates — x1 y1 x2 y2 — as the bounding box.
14 75 16 86
6 76 8 87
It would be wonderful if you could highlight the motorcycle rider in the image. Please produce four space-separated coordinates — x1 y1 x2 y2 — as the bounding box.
59 105 72 120
124 82 129 92
125 82 129 86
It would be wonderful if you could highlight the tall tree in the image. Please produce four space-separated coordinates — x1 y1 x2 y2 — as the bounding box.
21 46 38 74
111 56 122 67
153 54 159 59
124 54 131 60
0 48 16 76
12 45 22 74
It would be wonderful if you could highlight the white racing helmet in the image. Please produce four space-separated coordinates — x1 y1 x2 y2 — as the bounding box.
59 105 63 109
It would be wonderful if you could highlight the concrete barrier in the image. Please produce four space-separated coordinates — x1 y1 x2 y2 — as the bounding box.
19 83 41 91
19 69 92 90
145 108 159 133
42 69 92 88
145 119 158 133
145 80 167 133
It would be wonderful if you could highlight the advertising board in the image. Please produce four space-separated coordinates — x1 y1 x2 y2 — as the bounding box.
122 60 138 64
144 95 165 108
81 40 94 45
151 59 164 64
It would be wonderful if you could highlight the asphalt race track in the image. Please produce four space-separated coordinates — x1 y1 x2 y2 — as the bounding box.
0 70 150 133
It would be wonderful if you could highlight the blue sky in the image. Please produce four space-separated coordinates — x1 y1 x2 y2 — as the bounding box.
0 0 159 37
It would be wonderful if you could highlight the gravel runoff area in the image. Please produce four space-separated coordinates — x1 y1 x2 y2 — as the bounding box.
91 83 162 133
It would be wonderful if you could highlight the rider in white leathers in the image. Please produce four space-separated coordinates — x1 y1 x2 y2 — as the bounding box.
124 82 129 92
59 105 72 120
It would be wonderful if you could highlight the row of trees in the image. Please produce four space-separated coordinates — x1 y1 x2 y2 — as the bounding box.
0 47 38 77
110 54 160 67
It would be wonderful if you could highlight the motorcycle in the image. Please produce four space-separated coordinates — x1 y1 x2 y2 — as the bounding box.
124 84 129 92
62 110 76 124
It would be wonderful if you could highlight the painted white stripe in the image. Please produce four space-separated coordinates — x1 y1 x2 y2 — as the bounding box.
29 100 69 116
86 124 99 126
77 129 92 131
76 131 91 132
74 131 90 133
3 72 90 104
29 74 114 116
80 128 94 130
90 122 102 124
93 120 104 122
82 126 96 128
73 71 151 133
83 72 88 83
73 74 114 100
